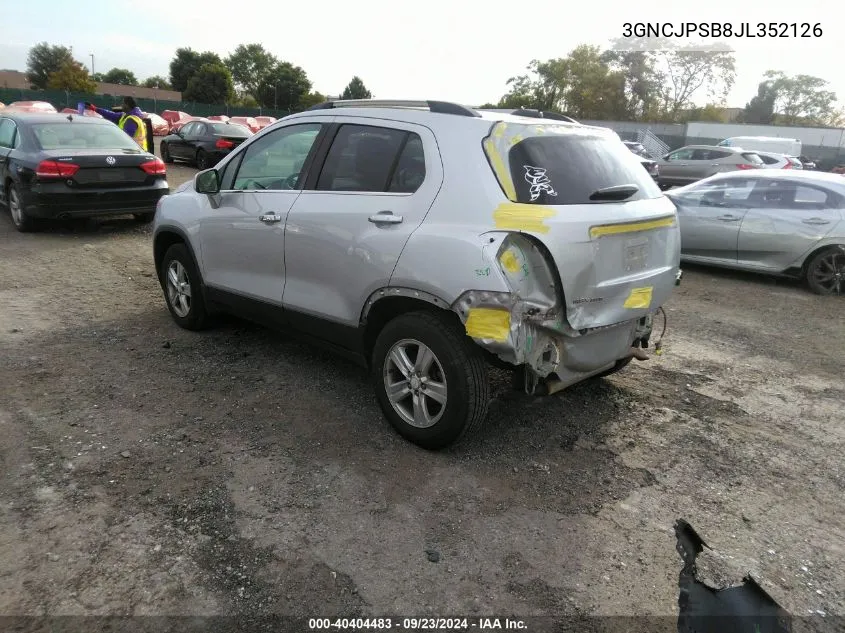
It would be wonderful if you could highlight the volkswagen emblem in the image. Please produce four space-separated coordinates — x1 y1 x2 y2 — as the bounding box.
105 156 116 165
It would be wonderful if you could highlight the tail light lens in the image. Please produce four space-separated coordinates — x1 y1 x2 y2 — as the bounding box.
737 163 757 170
140 158 166 176
215 138 234 150
36 160 80 179
782 162 793 169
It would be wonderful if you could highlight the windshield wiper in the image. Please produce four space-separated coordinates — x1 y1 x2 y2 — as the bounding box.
589 184 640 201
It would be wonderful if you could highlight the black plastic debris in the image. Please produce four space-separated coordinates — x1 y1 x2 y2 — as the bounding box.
675 519 791 633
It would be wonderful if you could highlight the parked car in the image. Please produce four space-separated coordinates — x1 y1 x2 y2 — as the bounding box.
161 110 191 128
6 101 57 113
718 136 801 158
666 171 845 295
145 112 170 136
228 116 259 133
799 156 817 170
255 116 277 130
160 120 253 169
831 165 845 175
755 151 803 170
0 112 168 232
60 107 103 118
208 115 230 122
169 116 208 133
623 141 659 181
153 99 681 449
657 145 764 189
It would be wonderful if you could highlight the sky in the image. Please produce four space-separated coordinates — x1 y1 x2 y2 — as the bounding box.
0 0 840 111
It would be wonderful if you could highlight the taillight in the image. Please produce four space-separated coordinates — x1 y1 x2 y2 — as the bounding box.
783 162 793 169
737 163 757 170
36 160 80 179
215 138 234 150
140 158 166 176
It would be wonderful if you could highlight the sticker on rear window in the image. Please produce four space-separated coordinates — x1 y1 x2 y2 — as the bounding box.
523 165 557 202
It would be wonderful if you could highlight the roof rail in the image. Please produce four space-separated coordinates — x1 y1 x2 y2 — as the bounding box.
306 99 481 118
508 109 578 123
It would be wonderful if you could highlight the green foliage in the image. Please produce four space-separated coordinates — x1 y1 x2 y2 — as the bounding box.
27 42 75 89
255 62 311 110
46 60 97 93
225 43 278 101
183 63 235 105
298 91 326 110
100 68 137 86
341 76 372 100
142 76 172 90
169 48 223 92
737 81 777 124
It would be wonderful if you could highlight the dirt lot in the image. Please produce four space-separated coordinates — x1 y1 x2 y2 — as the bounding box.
0 150 843 628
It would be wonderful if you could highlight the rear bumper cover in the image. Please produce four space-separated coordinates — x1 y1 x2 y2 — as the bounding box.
21 183 168 219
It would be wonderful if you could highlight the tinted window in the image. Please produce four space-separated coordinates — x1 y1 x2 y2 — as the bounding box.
0 119 15 148
317 125 407 192
758 154 779 165
194 123 208 136
32 123 140 150
233 123 321 191
793 185 829 208
182 123 198 136
507 134 661 205
675 178 755 207
211 123 250 137
387 134 425 193
706 150 732 160
667 148 695 161
742 152 764 165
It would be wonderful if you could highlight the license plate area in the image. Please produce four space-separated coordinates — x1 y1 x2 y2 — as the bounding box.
99 170 124 182
624 236 650 272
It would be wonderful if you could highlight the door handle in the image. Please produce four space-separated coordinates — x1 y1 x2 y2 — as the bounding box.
716 215 741 222
258 212 282 224
802 218 830 225
368 211 403 225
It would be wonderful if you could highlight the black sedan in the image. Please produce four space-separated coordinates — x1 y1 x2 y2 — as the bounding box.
0 112 168 232
160 120 253 170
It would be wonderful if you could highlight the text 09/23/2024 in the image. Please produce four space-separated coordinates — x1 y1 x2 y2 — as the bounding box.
622 22 823 38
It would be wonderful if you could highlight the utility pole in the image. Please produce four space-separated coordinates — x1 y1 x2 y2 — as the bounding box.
89 54 95 77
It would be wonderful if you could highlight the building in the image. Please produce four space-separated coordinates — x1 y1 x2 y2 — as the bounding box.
0 69 181 102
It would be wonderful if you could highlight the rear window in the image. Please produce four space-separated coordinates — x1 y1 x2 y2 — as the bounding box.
506 135 662 204
211 122 251 136
32 123 140 151
742 152 764 165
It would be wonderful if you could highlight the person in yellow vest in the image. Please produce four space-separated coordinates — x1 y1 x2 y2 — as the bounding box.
85 97 148 150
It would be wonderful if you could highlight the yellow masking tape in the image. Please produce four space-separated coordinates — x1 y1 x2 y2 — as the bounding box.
493 202 556 234
623 287 653 309
589 216 676 239
483 137 517 201
499 249 520 273
465 308 511 342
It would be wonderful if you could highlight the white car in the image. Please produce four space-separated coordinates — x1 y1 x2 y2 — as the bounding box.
755 151 803 170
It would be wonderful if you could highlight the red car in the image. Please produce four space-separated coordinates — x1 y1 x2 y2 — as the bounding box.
7 100 57 113
161 110 190 126
208 115 230 122
144 112 170 135
61 107 103 118
228 116 259 133
254 115 277 130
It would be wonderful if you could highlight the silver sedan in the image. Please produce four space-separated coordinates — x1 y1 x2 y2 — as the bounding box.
666 171 845 295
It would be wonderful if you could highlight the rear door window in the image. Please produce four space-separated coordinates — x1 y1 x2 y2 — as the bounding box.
0 119 16 148
506 134 661 205
316 124 407 192
666 148 695 161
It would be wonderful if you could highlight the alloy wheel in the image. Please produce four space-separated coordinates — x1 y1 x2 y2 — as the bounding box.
166 260 192 317
383 338 448 428
9 187 23 227
811 251 844 295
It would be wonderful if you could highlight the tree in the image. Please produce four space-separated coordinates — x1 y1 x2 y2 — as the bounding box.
100 68 137 86
600 49 664 120
92 72 105 82
26 42 75 89
298 91 326 110
169 48 223 92
142 75 172 90
653 42 735 120
225 43 277 99
183 63 235 105
255 62 311 110
737 81 777 124
341 76 372 100
46 60 97 93
686 104 728 122
763 71 840 127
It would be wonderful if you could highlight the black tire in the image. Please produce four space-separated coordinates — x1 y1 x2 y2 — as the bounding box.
805 246 845 295
6 181 38 233
371 310 489 450
196 149 209 170
133 212 155 223
160 243 208 330
160 142 173 164
594 356 633 379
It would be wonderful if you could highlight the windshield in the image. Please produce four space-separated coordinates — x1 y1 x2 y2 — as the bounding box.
32 122 140 151
211 123 251 136
504 134 662 205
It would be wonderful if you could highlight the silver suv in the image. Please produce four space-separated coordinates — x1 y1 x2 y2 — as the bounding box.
153 99 681 449
657 145 764 188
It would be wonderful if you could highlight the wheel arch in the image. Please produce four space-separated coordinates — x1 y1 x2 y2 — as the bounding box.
153 227 203 284
800 242 845 274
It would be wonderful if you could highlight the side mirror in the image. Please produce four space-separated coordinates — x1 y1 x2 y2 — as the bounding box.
662 154 670 161
195 169 220 195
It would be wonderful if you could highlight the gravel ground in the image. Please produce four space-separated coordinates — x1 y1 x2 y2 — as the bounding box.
0 143 843 627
